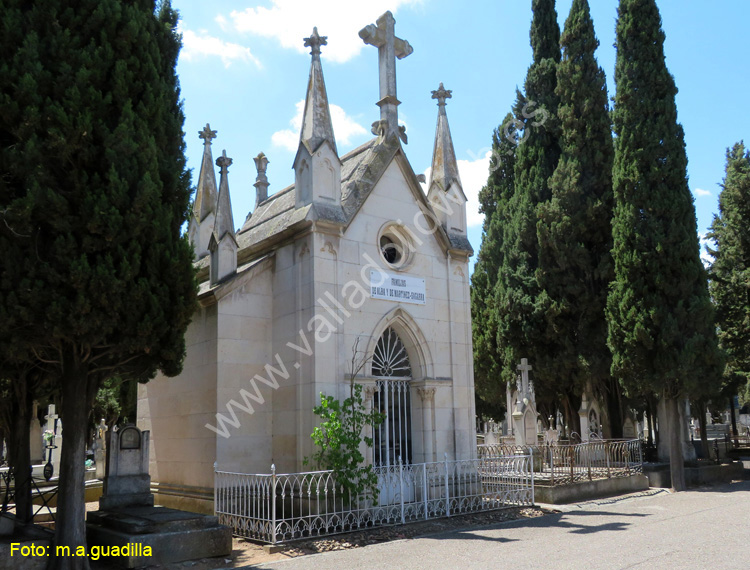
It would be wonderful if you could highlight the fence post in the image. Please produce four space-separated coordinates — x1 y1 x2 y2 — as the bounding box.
271 464 277 545
444 452 450 517
549 446 554 485
423 463 428 520
398 456 405 525
625 443 631 475
529 449 535 505
213 462 218 517
606 441 611 478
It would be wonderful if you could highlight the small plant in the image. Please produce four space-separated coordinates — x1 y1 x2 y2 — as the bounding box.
43 430 55 444
305 339 385 503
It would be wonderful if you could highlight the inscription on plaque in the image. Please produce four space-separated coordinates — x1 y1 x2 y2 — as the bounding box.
119 427 141 450
370 270 426 305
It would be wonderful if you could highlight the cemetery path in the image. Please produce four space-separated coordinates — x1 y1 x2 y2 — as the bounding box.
253 480 750 570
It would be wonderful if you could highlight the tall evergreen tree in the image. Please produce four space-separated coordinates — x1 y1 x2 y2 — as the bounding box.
472 113 518 419
0 1 197 566
536 0 618 434
495 0 561 420
708 143 750 420
607 0 722 491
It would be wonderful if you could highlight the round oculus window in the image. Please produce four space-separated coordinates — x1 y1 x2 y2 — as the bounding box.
378 224 413 270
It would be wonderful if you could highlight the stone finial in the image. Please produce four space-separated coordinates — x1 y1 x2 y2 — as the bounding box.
304 27 327 57
254 152 269 176
216 150 233 173
254 152 270 207
431 83 452 109
199 123 217 144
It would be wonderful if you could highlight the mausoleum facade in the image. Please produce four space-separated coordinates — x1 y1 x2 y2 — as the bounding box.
138 13 475 513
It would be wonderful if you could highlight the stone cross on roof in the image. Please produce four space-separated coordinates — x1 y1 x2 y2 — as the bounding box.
431 83 452 109
359 11 413 139
517 358 532 396
199 123 217 145
216 150 232 172
304 27 327 57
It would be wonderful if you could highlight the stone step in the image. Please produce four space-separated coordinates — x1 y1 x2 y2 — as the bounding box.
87 506 221 535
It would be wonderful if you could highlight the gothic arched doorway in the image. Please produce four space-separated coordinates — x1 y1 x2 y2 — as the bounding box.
372 327 413 467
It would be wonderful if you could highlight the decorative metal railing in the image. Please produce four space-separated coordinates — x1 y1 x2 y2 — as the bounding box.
215 452 533 544
477 439 642 486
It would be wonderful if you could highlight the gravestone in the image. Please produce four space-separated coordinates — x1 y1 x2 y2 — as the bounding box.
92 419 108 481
623 417 636 439
43 404 62 479
656 398 697 462
511 359 539 446
87 424 231 568
99 425 154 509
29 401 43 464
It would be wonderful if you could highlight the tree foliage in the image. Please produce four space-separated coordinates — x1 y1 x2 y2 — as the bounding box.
536 0 617 431
607 0 722 489
306 383 385 503
708 142 750 399
0 0 196 564
494 0 561 418
471 114 518 420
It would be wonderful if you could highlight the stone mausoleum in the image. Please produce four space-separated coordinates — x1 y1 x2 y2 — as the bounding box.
138 12 475 513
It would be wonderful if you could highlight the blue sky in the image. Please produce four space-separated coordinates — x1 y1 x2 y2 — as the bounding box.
172 0 750 269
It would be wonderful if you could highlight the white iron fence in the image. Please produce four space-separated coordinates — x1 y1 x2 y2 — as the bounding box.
477 439 642 485
215 453 533 544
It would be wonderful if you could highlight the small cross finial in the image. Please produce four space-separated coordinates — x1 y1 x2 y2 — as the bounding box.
199 123 217 144
304 27 327 56
431 83 452 107
216 150 232 172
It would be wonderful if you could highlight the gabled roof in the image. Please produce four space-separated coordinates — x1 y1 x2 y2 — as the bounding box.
196 133 472 280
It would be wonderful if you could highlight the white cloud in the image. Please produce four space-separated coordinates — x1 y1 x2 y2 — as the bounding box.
693 187 711 197
421 150 491 229
226 0 421 63
457 152 491 228
271 99 367 152
180 28 261 68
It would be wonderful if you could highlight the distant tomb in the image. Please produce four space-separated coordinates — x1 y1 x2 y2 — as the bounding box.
87 425 231 568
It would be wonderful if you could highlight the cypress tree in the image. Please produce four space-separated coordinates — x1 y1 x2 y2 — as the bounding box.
607 0 722 490
708 143 750 424
536 0 617 434
472 113 518 419
0 1 197 565
495 0 561 420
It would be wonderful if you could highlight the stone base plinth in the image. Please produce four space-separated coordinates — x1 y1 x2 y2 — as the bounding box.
86 506 232 568
534 474 650 504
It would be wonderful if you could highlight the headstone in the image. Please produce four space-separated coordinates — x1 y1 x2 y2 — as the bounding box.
88 424 232 568
544 427 560 446
511 359 539 446
43 404 62 479
93 418 108 480
623 417 636 439
29 401 43 464
99 424 154 510
657 398 697 462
